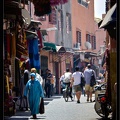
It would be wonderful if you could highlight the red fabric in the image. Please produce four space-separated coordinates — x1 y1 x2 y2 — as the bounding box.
6 34 10 54
37 30 43 49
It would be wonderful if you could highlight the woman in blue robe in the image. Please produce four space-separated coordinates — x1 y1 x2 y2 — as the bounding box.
24 73 44 119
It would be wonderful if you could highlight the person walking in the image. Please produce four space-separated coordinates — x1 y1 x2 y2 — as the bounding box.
84 64 96 102
19 69 29 110
60 71 66 94
71 66 83 103
30 68 43 86
24 73 44 119
44 69 53 98
63 68 73 101
50 74 55 96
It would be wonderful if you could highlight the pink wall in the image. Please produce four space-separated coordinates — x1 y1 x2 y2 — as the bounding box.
25 3 56 43
71 0 95 50
94 20 106 53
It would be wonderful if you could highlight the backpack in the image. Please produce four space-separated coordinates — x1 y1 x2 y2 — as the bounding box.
80 73 86 88
90 70 96 87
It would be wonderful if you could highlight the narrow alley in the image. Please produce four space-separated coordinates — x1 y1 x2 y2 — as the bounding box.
5 94 103 120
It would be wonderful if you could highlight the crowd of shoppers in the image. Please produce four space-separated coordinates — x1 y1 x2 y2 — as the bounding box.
17 63 97 118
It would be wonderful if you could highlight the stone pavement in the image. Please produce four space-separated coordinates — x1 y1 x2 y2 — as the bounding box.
4 94 103 120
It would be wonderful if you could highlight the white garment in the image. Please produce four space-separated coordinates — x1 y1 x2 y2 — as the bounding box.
63 72 72 83
35 73 43 86
60 75 64 82
72 72 83 85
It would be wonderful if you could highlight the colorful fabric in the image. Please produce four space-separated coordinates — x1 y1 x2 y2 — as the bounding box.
37 30 43 49
11 32 16 57
28 38 40 69
6 34 11 55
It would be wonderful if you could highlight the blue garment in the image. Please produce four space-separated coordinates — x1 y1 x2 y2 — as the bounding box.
84 68 96 85
24 78 44 115
28 38 40 69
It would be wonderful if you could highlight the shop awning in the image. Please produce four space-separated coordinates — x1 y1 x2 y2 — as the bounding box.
27 20 42 30
99 3 116 29
43 42 57 52
56 46 66 53
43 42 66 53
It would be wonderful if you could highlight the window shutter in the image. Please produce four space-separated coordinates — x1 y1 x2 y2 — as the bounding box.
94 36 96 49
76 31 81 46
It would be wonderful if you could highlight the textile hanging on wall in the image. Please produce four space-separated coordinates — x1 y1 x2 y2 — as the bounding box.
11 32 16 57
33 0 52 16
37 30 43 49
6 33 11 57
16 30 28 62
28 38 40 69
4 30 11 59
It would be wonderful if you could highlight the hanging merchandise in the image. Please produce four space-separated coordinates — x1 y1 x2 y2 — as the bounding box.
50 0 68 6
28 38 40 69
33 0 52 17
37 29 43 49
11 32 16 57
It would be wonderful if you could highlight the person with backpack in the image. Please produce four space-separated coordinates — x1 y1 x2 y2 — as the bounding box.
84 64 96 102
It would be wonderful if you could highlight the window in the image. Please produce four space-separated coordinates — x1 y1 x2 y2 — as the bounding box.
86 34 90 42
66 13 71 34
91 36 96 49
76 31 81 46
49 8 57 24
78 0 88 8
91 36 94 49
93 36 96 49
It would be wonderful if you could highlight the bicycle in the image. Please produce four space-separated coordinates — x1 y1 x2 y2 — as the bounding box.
62 84 73 102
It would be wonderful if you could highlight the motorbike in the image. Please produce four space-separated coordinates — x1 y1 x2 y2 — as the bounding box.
94 82 112 119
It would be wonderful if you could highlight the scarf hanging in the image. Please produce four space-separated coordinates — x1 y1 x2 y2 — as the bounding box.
37 30 43 49
28 38 40 69
33 38 40 69
6 33 11 56
11 32 16 57
4 31 7 59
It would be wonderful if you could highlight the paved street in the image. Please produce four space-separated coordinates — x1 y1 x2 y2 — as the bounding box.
4 94 103 120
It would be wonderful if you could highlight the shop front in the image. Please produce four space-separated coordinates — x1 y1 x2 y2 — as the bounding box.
42 41 67 94
4 0 31 116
